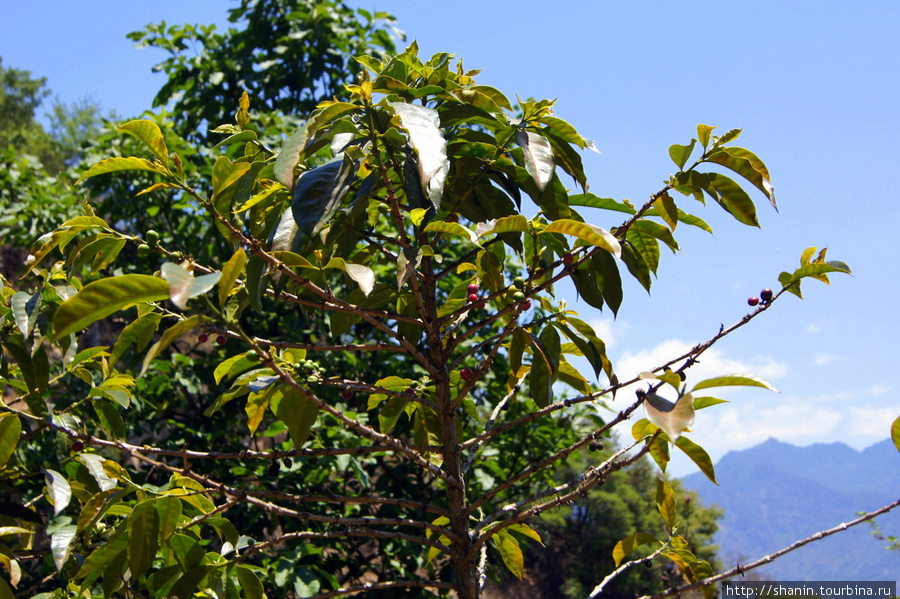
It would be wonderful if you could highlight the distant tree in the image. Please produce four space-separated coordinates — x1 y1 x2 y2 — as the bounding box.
0 36 861 599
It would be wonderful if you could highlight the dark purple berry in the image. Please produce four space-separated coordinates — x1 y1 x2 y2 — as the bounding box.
72 440 85 452
198 333 209 343
461 367 475 381
467 283 479 294
748 297 760 307
216 335 227 345
760 288 774 303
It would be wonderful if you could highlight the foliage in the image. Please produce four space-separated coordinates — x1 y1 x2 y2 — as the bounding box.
0 36 859 599
129 0 402 143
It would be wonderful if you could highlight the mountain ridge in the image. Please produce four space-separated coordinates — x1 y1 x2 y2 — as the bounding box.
680 438 900 582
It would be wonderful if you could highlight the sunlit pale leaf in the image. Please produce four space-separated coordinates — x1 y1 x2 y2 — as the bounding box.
389 102 449 210
51 525 77 572
892 416 900 454
644 391 695 442
77 455 117 491
517 129 554 191
43 469 72 516
52 275 170 340
161 263 222 310
493 530 525 580
218 248 247 307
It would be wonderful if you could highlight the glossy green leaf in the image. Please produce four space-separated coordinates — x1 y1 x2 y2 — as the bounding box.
236 566 265 599
93 399 126 439
612 532 659 566
669 139 696 170
169 565 215 599
675 436 717 484
424 220 479 244
786 261 852 286
517 129 554 191
644 391 695 442
569 193 636 214
0 413 21 469
109 312 162 366
211 155 253 201
541 219 621 258
693 396 727 410
53 275 170 340
706 146 776 209
141 315 212 375
51 524 77 572
390 102 449 209
274 123 310 189
161 262 222 310
631 219 679 253
654 193 679 231
626 227 660 274
704 172 759 227
218 248 247 307
118 119 169 164
272 386 319 447
43 468 72 516
620 240 652 292
691 374 778 393
291 158 356 241
76 488 121 534
76 156 169 185
129 504 159 579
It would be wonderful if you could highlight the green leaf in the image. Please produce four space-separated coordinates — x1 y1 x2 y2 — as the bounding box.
11 290 40 338
0 413 21 469
236 566 265 599
656 479 677 528
693 396 727 410
389 102 449 209
109 312 162 366
118 120 169 164
612 532 659 566
43 468 72 516
129 503 159 579
892 416 900 454
291 158 356 242
697 124 715 149
704 172 759 227
76 156 169 185
475 214 528 238
219 248 247 307
691 374 778 393
786 261 852 286
493 529 524 580
156 496 183 543
675 436 717 484
540 219 621 258
669 139 696 170
141 315 212 375
271 386 319 447
569 193 636 214
706 146 776 209
654 193 679 231
53 275 170 340
51 524 77 572
516 129 554 191
620 240 652 292
424 220 479 244
211 156 253 201
78 454 117 492
273 124 310 189
324 258 375 296
161 263 222 310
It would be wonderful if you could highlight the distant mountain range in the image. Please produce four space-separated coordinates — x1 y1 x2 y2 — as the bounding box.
681 438 900 583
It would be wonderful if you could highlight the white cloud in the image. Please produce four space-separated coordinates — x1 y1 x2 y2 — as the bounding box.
614 338 788 391
805 324 822 334
867 385 892 397
847 406 900 437
588 317 620 349
813 352 839 366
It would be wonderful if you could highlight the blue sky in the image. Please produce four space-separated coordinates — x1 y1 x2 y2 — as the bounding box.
3 1 899 476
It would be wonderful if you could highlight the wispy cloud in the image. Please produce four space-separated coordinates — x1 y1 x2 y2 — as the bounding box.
813 352 839 366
